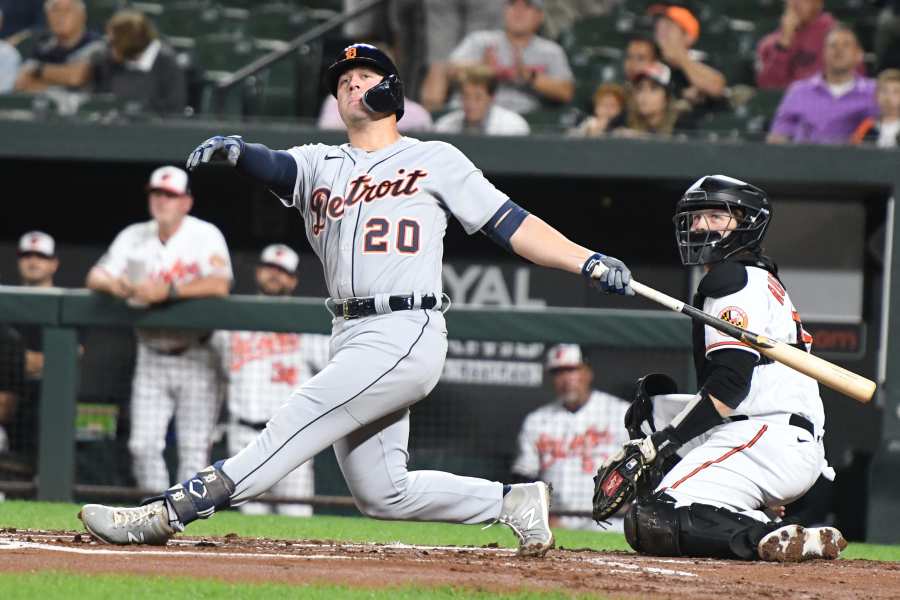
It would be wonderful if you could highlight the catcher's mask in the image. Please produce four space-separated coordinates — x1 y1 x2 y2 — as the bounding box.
673 174 771 266
326 43 405 121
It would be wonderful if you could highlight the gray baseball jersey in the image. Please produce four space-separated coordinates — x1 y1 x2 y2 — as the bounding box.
281 136 509 298
221 136 514 525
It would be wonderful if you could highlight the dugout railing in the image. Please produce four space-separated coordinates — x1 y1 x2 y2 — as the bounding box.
0 287 690 506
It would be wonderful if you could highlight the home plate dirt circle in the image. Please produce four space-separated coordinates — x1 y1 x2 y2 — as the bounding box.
1 529 898 598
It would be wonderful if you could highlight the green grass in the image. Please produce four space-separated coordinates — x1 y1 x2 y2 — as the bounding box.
0 572 598 600
0 500 630 552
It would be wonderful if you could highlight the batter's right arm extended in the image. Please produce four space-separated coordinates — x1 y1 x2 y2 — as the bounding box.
185 136 297 200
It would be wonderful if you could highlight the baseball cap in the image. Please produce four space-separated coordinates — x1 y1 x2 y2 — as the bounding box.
648 4 700 46
18 231 55 258
631 61 673 90
546 344 586 371
259 244 299 275
147 165 190 196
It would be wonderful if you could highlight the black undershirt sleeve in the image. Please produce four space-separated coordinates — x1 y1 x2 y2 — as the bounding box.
702 348 757 409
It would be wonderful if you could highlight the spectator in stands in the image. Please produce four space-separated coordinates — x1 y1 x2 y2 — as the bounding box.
768 25 878 144
623 34 660 83
88 10 188 115
756 0 838 90
567 82 625 137
649 4 726 104
420 1 505 109
852 68 900 148
0 326 24 456
14 0 103 93
0 0 45 40
541 0 622 41
0 10 22 93
875 0 900 72
213 244 329 516
86 166 232 492
434 65 530 135
511 344 629 530
616 61 686 138
422 0 575 114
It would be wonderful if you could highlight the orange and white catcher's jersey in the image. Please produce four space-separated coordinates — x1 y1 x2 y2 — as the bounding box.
703 266 824 433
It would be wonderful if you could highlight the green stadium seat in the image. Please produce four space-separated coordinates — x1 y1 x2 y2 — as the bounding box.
248 3 308 41
559 15 631 54
524 108 566 134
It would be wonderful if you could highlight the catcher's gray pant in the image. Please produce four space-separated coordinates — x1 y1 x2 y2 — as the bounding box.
129 343 220 491
221 310 504 523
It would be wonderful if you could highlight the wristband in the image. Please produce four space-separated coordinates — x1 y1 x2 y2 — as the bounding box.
581 253 606 279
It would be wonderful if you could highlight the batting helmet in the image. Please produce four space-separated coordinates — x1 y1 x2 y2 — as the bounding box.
673 174 772 266
326 43 405 120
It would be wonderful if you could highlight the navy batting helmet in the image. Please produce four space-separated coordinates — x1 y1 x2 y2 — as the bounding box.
326 43 405 120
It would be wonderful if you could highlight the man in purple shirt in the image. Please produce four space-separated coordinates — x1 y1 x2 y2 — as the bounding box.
768 25 878 145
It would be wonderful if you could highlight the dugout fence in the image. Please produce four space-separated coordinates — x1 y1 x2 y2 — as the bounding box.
0 287 691 520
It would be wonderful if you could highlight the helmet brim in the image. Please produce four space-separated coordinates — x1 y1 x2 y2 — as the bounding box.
326 58 388 97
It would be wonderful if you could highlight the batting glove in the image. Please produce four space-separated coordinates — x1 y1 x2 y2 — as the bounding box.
582 252 634 296
185 135 244 171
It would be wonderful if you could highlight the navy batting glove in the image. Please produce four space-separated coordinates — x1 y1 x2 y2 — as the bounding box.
185 135 244 171
582 252 634 296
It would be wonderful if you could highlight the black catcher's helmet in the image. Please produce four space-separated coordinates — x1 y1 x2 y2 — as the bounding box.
326 43 405 120
673 174 772 266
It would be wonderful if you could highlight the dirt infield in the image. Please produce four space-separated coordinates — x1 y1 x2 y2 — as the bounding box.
1 529 898 598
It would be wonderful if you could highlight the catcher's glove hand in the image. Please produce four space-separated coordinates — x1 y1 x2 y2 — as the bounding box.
592 441 652 523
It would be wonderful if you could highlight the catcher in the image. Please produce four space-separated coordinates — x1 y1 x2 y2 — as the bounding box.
593 175 848 562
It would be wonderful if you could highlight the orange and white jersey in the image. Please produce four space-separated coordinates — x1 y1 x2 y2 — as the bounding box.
97 215 233 284
213 331 331 424
703 266 824 433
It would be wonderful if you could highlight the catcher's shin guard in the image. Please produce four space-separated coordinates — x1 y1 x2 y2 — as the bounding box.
625 494 779 560
143 460 235 526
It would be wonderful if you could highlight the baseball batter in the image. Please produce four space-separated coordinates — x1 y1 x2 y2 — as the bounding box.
598 175 847 562
79 43 633 556
86 166 233 491
512 344 629 530
212 244 329 516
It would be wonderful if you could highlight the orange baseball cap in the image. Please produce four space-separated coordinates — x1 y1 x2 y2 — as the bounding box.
649 4 700 45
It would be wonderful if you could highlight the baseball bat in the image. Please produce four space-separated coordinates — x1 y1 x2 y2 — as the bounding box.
626 278 876 403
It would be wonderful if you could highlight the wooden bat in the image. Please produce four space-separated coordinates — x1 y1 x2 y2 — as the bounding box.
627 279 876 403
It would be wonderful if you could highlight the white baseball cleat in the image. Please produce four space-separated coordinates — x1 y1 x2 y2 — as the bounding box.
757 524 848 562
79 500 176 546
498 482 555 557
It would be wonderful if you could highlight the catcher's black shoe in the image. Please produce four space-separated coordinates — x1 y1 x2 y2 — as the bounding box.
757 524 847 562
79 500 177 545
497 482 555 557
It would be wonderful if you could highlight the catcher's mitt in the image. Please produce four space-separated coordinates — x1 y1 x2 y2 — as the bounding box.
591 443 651 523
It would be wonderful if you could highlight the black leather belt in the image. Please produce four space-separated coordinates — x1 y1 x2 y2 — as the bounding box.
727 413 815 438
326 294 439 320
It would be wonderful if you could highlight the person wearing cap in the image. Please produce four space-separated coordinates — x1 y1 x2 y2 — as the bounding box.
649 4 726 105
511 344 629 531
86 165 233 492
211 244 330 517
615 61 686 138
423 0 575 114
15 230 59 383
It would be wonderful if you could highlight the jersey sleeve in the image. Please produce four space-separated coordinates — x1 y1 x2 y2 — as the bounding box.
511 412 542 479
199 225 234 281
703 279 766 359
94 226 134 278
283 144 328 213
427 143 509 234
545 43 574 81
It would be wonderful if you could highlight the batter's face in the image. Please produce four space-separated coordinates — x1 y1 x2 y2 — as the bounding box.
551 365 593 410
624 40 657 81
148 189 192 228
336 66 387 125
461 81 493 125
689 208 738 234
255 264 298 296
505 0 543 37
17 253 58 286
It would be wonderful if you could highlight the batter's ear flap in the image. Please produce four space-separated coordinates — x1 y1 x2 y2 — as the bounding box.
625 373 678 439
